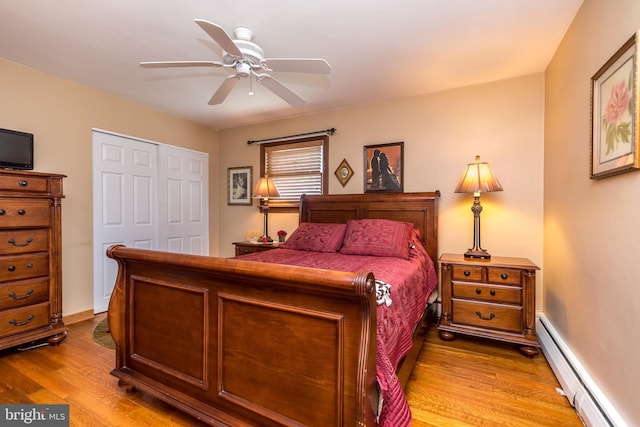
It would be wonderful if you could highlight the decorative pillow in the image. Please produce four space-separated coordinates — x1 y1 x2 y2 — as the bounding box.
339 219 414 259
279 222 347 253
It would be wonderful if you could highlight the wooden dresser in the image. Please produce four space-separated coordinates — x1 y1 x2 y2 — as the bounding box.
233 241 280 256
0 170 66 350
438 253 540 357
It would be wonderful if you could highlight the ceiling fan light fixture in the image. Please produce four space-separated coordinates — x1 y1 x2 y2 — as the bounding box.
236 62 251 78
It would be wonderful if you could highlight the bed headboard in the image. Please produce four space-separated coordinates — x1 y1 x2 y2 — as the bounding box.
299 191 440 265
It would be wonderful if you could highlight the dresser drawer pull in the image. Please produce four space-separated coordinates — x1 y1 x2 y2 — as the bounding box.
18 209 26 215
0 210 4 215
475 288 497 296
8 289 34 300
19 180 28 187
9 314 34 327
8 237 33 247
475 311 495 321
8 265 15 272
501 273 508 280
464 270 471 276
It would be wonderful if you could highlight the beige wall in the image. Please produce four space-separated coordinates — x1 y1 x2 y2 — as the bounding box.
0 59 219 317
219 73 545 300
545 0 639 424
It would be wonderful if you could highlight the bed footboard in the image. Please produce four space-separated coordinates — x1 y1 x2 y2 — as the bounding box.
107 245 378 427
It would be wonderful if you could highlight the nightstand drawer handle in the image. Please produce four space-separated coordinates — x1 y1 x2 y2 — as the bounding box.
500 273 508 280
490 290 496 296
9 314 34 327
19 180 28 187
464 270 471 277
476 288 481 294
18 209 26 215
475 311 495 321
8 289 33 300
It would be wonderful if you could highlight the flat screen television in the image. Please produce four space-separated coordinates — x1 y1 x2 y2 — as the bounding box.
0 128 33 170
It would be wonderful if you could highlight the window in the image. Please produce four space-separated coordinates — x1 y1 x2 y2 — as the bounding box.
260 135 328 210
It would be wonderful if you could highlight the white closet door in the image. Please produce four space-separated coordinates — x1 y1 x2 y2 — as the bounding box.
157 144 209 255
92 131 158 313
92 130 209 314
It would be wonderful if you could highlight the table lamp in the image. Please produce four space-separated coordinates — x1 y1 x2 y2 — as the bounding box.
253 176 280 242
455 155 503 259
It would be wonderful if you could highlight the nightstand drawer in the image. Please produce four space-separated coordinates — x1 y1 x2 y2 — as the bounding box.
452 300 522 333
487 267 522 285
452 282 521 304
451 265 483 281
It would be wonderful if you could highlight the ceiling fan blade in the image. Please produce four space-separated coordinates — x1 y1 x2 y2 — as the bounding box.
194 19 243 58
261 58 331 74
209 75 238 105
140 61 224 68
256 74 305 107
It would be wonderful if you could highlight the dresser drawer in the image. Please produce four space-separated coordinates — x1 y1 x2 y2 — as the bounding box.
0 229 49 255
0 199 51 228
451 265 483 281
0 253 49 282
452 282 522 304
487 267 522 286
452 299 522 333
0 302 50 338
0 278 49 310
0 174 50 193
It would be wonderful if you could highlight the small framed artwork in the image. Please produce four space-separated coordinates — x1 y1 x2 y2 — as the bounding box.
334 159 354 187
591 32 640 179
364 142 404 192
227 166 252 205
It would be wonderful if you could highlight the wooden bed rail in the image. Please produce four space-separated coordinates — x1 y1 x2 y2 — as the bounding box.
107 244 378 426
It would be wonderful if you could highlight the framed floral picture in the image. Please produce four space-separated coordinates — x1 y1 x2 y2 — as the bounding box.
591 32 640 179
364 142 404 192
227 166 252 205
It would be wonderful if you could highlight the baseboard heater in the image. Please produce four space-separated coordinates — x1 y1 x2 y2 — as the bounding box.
536 313 628 427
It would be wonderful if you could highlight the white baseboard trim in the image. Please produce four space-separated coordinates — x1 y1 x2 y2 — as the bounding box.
537 313 628 427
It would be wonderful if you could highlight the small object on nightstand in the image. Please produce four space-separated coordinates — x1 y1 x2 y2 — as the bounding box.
437 253 540 357
233 241 280 256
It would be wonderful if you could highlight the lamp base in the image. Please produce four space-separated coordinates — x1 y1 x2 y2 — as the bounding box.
464 249 491 259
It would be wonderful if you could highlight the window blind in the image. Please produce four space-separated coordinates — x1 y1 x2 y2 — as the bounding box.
265 140 324 203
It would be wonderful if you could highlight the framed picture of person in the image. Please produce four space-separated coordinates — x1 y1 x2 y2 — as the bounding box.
227 166 252 205
363 142 404 193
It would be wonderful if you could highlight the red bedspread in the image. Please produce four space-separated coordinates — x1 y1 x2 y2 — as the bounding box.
237 244 438 426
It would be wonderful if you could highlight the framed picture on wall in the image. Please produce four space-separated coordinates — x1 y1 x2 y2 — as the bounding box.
590 31 640 179
227 166 252 205
364 142 404 192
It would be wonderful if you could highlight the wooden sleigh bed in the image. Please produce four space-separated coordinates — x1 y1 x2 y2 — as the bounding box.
106 191 439 426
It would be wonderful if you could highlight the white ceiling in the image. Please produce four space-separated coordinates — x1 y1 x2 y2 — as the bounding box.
0 0 583 130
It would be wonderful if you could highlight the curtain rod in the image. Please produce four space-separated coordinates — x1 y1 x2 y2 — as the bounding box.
247 128 336 145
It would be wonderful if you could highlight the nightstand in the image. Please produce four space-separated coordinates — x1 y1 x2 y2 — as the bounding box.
233 241 280 256
438 253 540 357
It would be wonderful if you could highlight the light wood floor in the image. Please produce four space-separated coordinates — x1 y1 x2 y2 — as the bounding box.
0 314 583 426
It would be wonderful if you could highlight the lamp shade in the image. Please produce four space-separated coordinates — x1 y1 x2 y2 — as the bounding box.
253 176 280 199
455 155 503 194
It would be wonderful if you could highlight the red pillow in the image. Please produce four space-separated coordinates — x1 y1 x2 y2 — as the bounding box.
339 219 413 259
279 222 347 253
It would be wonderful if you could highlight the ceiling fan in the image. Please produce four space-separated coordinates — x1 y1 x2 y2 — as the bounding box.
140 19 331 107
